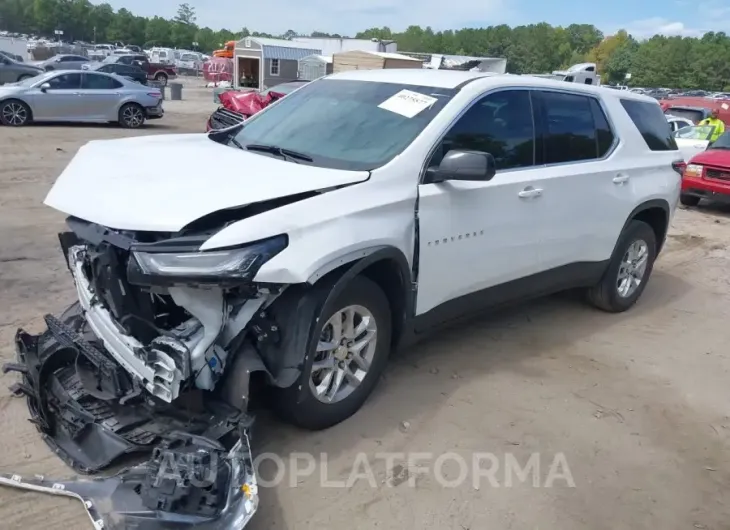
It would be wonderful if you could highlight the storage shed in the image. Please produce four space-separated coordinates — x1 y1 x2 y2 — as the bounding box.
298 55 333 80
234 36 321 90
332 50 422 73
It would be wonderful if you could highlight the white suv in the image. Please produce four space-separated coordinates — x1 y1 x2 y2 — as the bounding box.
13 69 682 472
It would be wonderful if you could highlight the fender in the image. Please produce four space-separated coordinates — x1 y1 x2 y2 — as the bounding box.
616 199 671 255
255 246 413 396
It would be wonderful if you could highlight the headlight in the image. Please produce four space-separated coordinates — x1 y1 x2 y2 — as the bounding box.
684 164 703 177
127 235 287 286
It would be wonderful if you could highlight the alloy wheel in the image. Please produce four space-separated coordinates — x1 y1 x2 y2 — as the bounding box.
122 106 144 128
309 305 378 404
2 102 28 125
616 239 649 298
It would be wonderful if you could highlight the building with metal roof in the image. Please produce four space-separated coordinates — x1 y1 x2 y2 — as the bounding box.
234 36 321 89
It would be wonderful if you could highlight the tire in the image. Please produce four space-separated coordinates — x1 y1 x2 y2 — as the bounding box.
118 103 145 129
17 74 34 82
274 275 392 430
680 193 700 207
0 99 31 126
587 220 657 313
154 73 168 86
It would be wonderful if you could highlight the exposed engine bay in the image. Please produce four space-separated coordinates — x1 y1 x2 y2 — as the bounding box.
1 215 301 528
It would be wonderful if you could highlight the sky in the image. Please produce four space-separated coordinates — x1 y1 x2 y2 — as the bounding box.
92 0 730 39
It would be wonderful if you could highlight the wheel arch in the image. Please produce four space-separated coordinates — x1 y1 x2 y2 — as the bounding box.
256 247 413 393
620 199 670 255
0 97 33 121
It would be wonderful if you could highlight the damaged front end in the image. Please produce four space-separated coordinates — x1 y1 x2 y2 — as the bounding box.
0 428 258 529
1 216 290 528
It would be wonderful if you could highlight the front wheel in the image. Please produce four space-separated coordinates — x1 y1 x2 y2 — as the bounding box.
118 103 145 129
680 193 700 207
587 220 657 313
0 99 31 126
274 275 392 430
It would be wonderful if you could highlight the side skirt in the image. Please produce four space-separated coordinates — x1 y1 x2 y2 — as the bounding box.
403 260 609 342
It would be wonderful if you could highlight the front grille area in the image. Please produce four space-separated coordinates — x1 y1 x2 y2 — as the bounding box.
705 168 730 181
209 107 245 130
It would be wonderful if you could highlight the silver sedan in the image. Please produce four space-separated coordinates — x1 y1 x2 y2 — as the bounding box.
0 70 164 128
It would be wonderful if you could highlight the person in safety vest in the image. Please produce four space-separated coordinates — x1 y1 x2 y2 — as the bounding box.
699 109 725 142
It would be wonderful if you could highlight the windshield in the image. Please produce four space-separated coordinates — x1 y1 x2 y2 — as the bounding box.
674 125 714 141
260 81 308 96
228 79 455 171
709 132 730 150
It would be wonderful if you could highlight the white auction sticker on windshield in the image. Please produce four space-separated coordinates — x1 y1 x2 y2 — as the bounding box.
722 103 729 110
378 90 438 118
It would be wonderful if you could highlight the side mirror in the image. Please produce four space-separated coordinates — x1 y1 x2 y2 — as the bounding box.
40 83 51 92
426 150 497 183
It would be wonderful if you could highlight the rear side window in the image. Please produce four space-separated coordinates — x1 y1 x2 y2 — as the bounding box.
590 98 615 157
536 91 602 164
82 73 123 89
620 99 677 151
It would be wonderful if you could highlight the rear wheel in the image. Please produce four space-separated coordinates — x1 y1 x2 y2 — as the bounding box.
680 193 700 207
154 73 168 86
118 103 145 129
17 74 34 82
0 99 31 126
274 276 392 430
587 220 657 313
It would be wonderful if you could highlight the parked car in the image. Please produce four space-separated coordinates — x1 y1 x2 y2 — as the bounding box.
680 132 730 206
0 69 163 127
673 124 717 161
34 54 90 71
5 70 681 504
0 54 43 84
206 80 309 131
0 50 23 62
84 61 147 85
103 54 177 86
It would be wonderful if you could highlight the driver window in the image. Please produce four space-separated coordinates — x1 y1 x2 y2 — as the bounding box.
46 73 82 89
429 90 536 171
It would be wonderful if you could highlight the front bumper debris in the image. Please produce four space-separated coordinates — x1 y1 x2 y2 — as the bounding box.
0 429 258 529
2 303 260 528
3 303 246 473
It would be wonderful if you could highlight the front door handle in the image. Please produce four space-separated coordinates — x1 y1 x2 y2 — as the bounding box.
518 186 543 198
613 174 630 184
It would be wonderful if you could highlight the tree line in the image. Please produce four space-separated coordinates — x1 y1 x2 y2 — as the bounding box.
1 0 729 90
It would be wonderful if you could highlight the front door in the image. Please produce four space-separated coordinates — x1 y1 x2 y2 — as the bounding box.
416 89 544 318
28 72 83 120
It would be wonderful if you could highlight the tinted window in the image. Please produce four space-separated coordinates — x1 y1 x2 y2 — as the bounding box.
538 91 599 163
590 98 615 157
82 73 123 89
620 99 678 151
708 132 730 150
47 73 82 89
230 79 455 171
433 90 535 170
60 55 87 62
97 64 115 73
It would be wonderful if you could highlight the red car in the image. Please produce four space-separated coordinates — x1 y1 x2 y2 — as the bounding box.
681 132 730 206
206 80 309 131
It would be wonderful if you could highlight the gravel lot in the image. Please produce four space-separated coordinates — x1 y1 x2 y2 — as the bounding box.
0 83 729 529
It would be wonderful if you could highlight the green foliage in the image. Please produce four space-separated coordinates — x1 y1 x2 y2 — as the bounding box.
1 0 729 88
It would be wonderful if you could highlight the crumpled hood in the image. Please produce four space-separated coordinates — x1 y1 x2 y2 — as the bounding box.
219 90 283 116
44 134 369 232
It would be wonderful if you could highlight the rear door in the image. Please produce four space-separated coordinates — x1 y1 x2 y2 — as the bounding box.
530 89 628 267
79 73 124 120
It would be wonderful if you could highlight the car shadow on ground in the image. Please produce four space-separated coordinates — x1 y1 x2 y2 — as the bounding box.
685 201 730 219
246 269 693 529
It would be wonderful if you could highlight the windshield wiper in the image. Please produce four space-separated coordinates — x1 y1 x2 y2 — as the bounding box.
244 143 313 163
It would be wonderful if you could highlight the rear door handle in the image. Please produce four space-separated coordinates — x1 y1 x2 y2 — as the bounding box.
613 174 630 184
518 187 543 198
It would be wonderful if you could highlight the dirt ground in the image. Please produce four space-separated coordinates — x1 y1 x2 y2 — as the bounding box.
0 83 729 529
